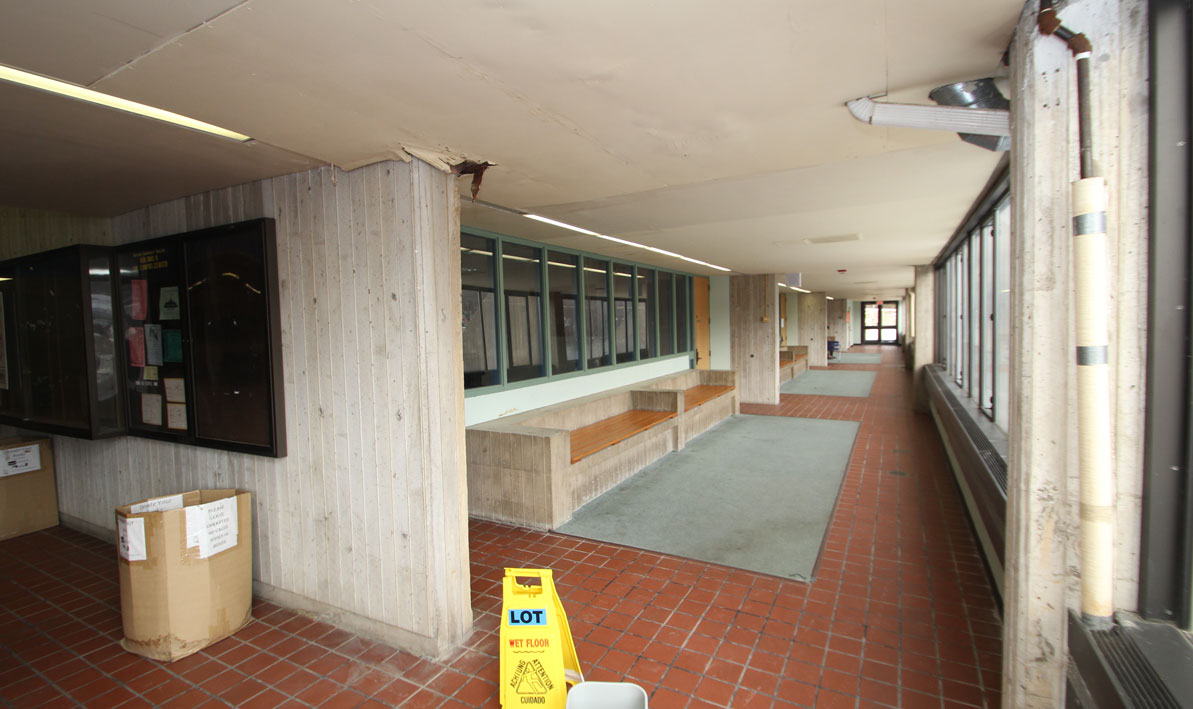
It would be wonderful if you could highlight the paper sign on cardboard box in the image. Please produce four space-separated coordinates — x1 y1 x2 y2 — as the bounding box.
0 439 57 541
117 517 147 561
0 443 41 478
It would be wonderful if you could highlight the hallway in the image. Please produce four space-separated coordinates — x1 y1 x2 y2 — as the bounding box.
0 346 1001 708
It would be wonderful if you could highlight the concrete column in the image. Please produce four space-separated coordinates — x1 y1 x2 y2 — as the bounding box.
1003 0 1148 705
912 266 935 412
797 292 828 367
729 274 780 404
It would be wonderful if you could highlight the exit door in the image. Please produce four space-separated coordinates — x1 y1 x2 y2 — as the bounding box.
862 301 898 343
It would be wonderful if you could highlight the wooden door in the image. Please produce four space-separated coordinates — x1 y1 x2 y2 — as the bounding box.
693 276 710 369
779 293 788 346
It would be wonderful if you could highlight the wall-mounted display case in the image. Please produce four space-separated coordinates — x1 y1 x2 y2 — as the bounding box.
0 245 124 439
115 218 286 457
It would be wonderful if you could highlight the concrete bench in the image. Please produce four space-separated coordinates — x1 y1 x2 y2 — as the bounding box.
780 345 809 383
636 369 739 447
570 409 676 463
466 369 737 529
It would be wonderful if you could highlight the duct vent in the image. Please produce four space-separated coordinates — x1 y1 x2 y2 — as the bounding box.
929 79 1011 152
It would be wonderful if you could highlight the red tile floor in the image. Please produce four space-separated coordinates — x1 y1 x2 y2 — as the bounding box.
0 345 1001 708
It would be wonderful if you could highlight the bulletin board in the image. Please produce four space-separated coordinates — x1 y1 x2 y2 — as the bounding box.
116 219 286 457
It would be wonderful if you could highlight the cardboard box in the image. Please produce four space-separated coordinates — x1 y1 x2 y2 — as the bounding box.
116 489 253 661
0 438 58 541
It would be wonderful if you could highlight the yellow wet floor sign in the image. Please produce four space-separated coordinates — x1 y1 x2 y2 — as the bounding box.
500 568 582 707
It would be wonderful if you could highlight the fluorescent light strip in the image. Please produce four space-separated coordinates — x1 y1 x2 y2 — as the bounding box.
0 64 252 142
826 296 835 300
522 213 731 272
791 286 810 293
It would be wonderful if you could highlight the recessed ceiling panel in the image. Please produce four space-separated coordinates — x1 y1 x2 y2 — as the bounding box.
0 0 245 85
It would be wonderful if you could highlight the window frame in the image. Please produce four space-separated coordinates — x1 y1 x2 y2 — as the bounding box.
461 226 697 396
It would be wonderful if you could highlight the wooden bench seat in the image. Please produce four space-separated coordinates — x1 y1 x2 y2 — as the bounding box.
683 385 735 412
570 409 677 463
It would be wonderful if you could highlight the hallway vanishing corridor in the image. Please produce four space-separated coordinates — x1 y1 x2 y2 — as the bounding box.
0 345 1001 708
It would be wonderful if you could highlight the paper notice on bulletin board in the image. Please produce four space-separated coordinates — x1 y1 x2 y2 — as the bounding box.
159 286 181 320
141 393 162 426
131 279 148 320
128 327 146 367
163 329 183 363
166 403 187 430
164 377 185 403
145 324 162 366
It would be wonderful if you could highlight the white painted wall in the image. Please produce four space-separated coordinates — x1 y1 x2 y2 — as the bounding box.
0 160 473 658
465 355 691 426
709 275 732 370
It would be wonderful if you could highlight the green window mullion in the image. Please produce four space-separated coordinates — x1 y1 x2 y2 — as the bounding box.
493 239 508 386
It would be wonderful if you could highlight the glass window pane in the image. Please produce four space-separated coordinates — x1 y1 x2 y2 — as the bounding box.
880 303 897 327
995 197 1012 432
548 251 580 375
658 271 674 356
676 275 690 351
981 221 995 414
637 269 655 359
503 243 544 383
865 303 879 327
614 263 634 363
955 249 966 387
970 231 980 398
585 257 610 368
461 233 498 389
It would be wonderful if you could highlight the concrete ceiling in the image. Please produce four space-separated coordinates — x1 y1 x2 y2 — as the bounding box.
0 0 1021 299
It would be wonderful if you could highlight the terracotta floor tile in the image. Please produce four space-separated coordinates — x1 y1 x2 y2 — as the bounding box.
0 346 1001 709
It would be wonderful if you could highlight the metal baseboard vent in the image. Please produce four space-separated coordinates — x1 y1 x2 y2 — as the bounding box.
1091 627 1181 708
1068 610 1191 709
925 365 1007 583
927 366 1008 492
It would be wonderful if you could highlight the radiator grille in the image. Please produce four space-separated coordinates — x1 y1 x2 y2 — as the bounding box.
1091 626 1183 709
928 366 1008 494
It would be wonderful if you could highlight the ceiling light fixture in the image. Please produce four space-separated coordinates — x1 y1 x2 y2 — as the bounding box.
791 286 811 293
518 212 730 272
826 296 835 300
0 63 252 142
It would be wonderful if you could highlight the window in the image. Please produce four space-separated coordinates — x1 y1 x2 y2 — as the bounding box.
994 198 1011 431
584 257 611 368
658 271 674 356
503 243 544 383
461 233 498 389
460 228 696 392
675 274 690 353
637 268 655 359
934 176 1011 431
613 263 635 363
969 229 980 399
548 251 580 375
981 220 995 414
